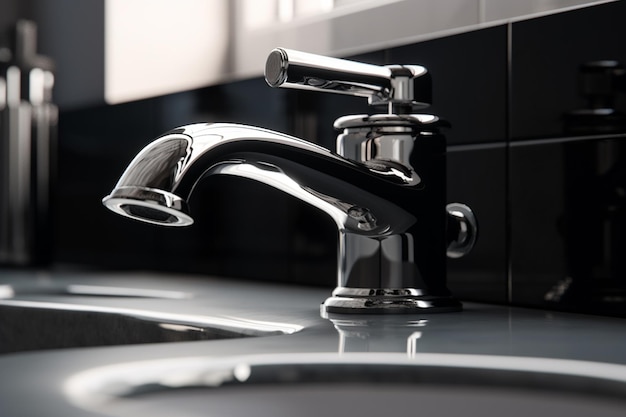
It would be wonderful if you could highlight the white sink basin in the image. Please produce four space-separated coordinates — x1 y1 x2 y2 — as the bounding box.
64 353 626 417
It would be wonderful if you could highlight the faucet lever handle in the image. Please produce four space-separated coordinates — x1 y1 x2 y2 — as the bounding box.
265 48 430 112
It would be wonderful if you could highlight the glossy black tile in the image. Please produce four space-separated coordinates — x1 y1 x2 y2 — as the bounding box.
389 25 508 145
509 135 626 316
511 1 626 140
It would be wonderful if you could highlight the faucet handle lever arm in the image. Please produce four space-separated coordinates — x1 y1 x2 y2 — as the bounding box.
265 47 430 111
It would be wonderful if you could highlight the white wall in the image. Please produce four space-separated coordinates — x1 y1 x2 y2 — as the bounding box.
104 0 229 104
30 0 230 109
231 0 614 79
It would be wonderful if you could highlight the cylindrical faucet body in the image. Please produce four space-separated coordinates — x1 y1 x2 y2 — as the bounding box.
323 114 455 312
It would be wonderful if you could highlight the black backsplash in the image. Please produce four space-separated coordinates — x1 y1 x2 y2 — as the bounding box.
510 136 626 316
388 25 508 145
51 2 625 316
507 1 626 316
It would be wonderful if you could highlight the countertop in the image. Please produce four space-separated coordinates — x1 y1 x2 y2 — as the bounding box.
1 269 626 416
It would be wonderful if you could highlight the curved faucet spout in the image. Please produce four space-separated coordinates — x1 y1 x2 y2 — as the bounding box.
103 123 418 234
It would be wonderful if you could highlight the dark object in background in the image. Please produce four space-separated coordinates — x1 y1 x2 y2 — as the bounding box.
564 60 626 135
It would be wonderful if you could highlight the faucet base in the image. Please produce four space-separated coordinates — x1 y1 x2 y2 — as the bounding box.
322 290 462 314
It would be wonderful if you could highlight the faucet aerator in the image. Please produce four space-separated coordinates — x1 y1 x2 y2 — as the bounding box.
121 204 179 224
102 186 194 227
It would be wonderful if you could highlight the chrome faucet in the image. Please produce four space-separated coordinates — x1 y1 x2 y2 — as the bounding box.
103 48 477 314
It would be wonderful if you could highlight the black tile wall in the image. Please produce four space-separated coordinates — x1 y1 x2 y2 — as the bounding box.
507 2 626 316
509 136 626 316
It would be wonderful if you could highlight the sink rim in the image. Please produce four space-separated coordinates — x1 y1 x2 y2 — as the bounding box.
0 299 303 337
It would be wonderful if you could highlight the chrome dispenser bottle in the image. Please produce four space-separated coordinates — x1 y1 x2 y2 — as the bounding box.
0 20 57 265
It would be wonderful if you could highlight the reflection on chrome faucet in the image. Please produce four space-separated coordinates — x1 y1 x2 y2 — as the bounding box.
326 313 427 356
407 331 423 358
103 48 477 314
